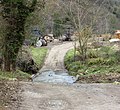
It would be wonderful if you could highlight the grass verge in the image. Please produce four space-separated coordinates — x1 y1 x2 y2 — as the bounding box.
30 47 48 68
0 70 30 81
64 47 120 83
0 47 48 80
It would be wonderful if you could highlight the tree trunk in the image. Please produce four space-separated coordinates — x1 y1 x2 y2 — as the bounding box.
1 0 37 72
4 49 11 71
11 61 16 71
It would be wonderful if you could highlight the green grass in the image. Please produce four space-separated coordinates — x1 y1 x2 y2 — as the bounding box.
30 47 48 68
0 47 48 81
64 47 120 83
0 70 30 80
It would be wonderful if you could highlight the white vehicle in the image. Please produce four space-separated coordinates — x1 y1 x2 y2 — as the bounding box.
36 40 42 47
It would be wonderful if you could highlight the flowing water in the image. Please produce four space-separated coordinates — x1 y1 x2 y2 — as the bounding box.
33 70 77 84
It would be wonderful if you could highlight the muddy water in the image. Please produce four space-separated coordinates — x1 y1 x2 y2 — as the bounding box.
33 70 77 84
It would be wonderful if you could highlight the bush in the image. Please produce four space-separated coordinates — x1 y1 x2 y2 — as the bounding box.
65 46 120 83
88 58 104 65
91 41 103 48
68 61 83 72
87 49 99 58
103 58 116 65
99 46 115 57
17 46 39 74
114 51 120 62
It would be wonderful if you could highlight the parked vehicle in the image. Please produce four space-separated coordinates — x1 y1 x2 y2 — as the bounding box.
59 34 72 41
44 34 54 42
36 37 47 47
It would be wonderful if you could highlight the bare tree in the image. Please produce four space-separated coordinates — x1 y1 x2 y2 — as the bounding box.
59 0 109 62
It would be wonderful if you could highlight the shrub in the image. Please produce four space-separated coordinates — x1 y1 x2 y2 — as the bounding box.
114 51 120 62
87 49 99 58
91 41 103 48
68 61 82 72
88 58 104 65
103 58 116 65
17 46 39 74
99 46 115 57
65 47 120 80
64 49 75 66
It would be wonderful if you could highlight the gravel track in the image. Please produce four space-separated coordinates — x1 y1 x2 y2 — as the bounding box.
19 42 120 110
40 42 74 72
19 82 120 110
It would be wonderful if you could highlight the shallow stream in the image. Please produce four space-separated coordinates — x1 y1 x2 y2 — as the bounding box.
33 70 77 84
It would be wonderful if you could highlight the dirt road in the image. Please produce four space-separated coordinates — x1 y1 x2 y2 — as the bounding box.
19 82 120 110
18 42 120 110
32 42 77 83
40 42 74 72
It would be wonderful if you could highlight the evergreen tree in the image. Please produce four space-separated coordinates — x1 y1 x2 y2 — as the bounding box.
1 0 37 71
